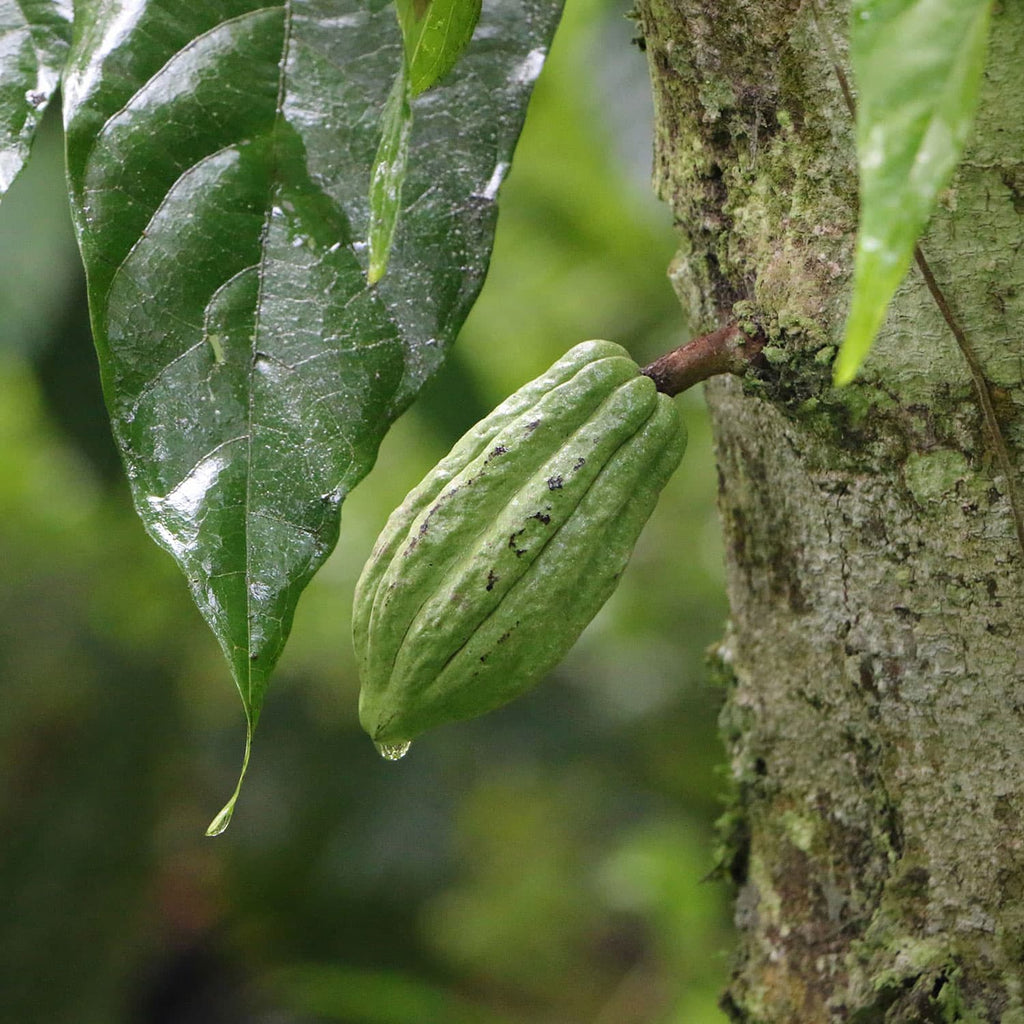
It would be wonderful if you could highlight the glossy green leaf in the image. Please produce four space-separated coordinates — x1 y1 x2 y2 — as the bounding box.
62 0 562 833
835 0 992 385
367 65 412 285
0 0 71 198
396 0 482 96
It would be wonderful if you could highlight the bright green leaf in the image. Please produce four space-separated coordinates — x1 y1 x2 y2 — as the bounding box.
0 0 71 198
835 0 992 385
62 0 561 832
396 0 482 96
368 65 412 285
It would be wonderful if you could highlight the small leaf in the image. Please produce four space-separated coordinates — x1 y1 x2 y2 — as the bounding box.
368 66 412 286
396 0 482 96
0 0 71 198
62 0 561 831
835 0 992 385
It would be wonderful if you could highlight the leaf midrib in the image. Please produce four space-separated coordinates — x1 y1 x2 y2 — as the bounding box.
244 0 294 709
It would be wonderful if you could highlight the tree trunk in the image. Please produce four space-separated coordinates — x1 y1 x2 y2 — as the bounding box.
635 0 1024 1019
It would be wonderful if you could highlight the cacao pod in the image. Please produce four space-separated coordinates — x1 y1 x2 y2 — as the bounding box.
353 340 686 751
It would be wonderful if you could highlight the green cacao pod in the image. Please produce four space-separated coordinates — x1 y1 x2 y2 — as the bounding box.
352 340 686 753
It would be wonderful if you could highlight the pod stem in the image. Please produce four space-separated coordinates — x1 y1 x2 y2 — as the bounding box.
641 322 765 397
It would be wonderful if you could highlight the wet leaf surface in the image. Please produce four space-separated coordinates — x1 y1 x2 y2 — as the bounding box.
62 0 562 830
0 0 71 197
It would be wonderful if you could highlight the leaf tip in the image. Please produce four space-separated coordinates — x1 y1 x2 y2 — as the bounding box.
832 352 858 387
205 718 253 837
834 289 883 387
206 800 236 837
367 259 386 286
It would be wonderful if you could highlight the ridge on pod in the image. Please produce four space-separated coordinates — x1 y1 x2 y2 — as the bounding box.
352 340 686 751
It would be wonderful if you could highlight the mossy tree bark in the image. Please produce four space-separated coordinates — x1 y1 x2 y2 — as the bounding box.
635 0 1024 1020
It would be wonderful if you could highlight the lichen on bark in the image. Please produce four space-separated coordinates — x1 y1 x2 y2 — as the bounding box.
635 0 1024 1020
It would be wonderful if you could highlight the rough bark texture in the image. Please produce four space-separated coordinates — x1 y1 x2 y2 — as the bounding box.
635 0 1024 1020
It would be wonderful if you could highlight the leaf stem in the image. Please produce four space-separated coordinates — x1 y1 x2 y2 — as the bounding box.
641 322 765 397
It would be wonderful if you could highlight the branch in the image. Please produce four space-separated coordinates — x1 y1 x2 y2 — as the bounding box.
641 322 765 396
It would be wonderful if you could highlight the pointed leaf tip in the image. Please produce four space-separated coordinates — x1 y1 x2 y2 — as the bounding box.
206 803 235 837
832 359 856 388
834 286 890 385
205 721 253 837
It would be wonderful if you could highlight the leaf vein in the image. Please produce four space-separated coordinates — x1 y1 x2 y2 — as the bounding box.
94 5 287 147
103 142 251 307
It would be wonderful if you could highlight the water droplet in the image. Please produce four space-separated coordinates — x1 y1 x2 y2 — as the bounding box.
374 739 412 761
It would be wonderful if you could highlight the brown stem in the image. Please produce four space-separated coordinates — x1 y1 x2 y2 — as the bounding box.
642 322 765 396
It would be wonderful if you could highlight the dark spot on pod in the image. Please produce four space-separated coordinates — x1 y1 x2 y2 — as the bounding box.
525 419 540 432
420 497 447 535
572 457 586 471
508 529 527 556
404 536 418 555
486 445 508 462
444 481 471 503
479 653 488 663
547 475 563 490
530 511 551 525
486 569 499 591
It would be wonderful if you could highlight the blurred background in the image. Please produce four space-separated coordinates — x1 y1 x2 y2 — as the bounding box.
0 0 734 1020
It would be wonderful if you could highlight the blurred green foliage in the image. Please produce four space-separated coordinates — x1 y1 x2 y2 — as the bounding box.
0 0 733 1020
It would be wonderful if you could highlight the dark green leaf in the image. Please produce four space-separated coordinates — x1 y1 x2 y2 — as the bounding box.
0 0 71 198
835 0 992 385
396 0 482 96
62 0 562 832
368 65 412 285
